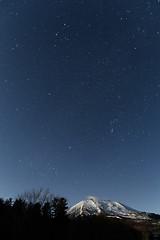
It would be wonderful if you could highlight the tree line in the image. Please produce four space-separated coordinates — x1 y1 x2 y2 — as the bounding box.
0 189 142 240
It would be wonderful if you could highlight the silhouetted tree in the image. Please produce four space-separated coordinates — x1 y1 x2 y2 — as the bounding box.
52 197 68 222
42 201 51 217
27 202 41 218
18 188 54 205
0 197 5 213
13 198 26 216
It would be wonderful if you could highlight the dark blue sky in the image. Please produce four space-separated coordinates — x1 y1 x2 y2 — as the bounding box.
1 0 160 213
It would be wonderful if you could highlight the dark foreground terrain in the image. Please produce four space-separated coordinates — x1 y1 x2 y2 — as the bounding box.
0 194 159 240
0 196 142 240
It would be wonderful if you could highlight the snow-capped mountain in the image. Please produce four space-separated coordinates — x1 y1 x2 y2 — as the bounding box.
67 196 149 220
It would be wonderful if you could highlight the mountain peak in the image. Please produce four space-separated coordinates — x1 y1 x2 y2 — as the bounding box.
67 197 149 220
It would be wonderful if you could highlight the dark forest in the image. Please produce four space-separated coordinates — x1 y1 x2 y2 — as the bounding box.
0 190 142 240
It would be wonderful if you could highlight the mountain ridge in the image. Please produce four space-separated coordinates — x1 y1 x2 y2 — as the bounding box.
67 196 151 220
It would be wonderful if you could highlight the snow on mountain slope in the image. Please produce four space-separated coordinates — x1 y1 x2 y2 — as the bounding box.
67 196 149 220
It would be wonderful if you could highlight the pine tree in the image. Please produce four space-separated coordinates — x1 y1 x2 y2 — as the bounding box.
52 197 68 221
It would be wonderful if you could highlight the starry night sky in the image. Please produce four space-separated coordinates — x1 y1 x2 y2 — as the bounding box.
1 0 160 213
